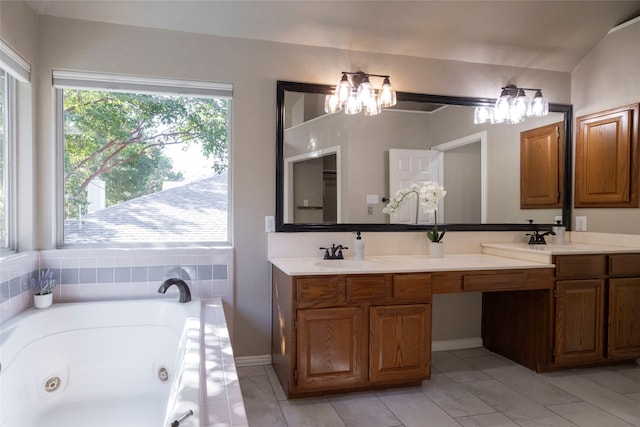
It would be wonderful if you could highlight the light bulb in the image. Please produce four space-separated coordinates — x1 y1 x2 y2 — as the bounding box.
324 94 341 114
335 73 351 105
473 106 493 124
344 89 361 115
356 75 375 107
493 88 513 124
364 94 381 116
530 90 549 117
378 77 397 108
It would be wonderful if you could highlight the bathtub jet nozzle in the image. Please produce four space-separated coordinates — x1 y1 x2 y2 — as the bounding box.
158 278 192 303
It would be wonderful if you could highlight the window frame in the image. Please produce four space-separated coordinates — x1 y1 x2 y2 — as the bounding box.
1 69 17 253
54 72 233 248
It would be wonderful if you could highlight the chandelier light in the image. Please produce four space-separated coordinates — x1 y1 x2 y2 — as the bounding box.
324 71 397 116
474 84 549 125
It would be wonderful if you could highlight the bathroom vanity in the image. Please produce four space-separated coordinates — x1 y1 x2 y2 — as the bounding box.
271 247 640 398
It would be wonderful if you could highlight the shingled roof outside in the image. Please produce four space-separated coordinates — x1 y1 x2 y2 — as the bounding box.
64 173 228 244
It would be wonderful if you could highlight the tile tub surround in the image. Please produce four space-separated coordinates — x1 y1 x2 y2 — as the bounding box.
0 247 234 326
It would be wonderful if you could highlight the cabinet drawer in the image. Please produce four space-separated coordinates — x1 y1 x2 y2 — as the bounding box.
463 272 527 292
346 276 390 301
554 255 607 279
392 274 431 301
297 276 346 307
609 254 640 277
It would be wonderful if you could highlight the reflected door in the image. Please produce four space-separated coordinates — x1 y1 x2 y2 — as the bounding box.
388 149 442 224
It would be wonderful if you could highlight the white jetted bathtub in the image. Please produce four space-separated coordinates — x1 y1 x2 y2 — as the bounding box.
0 299 208 427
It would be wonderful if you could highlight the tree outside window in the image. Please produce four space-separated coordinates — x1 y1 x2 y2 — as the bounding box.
63 88 230 245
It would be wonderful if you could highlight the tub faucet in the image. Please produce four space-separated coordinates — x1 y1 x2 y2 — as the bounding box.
158 278 192 303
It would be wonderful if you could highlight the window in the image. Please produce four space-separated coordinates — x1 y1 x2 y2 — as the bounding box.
55 72 232 246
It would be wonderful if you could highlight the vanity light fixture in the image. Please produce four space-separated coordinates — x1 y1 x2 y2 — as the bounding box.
474 84 549 125
324 71 397 116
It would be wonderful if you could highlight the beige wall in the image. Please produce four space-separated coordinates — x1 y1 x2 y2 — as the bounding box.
571 19 640 234
3 3 576 357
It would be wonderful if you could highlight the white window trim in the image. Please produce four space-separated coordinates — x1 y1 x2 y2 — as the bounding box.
1 72 17 253
52 70 232 98
55 71 233 248
0 40 30 83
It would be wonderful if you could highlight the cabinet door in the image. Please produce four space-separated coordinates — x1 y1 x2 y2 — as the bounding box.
370 304 431 383
554 280 605 366
520 122 563 208
296 307 367 392
608 278 640 360
575 104 639 207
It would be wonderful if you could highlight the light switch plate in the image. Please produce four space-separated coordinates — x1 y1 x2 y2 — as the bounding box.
575 216 587 231
265 216 275 233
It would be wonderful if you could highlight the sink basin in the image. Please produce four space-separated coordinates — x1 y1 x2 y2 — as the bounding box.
313 259 381 269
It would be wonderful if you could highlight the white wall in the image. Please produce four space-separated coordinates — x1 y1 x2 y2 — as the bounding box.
571 18 640 234
2 2 576 357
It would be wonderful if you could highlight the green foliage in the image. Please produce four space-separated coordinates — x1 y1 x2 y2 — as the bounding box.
63 89 229 218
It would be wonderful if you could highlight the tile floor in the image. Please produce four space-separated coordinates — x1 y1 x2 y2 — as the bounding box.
237 348 640 427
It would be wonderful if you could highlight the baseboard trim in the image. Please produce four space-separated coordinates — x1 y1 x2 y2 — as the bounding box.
235 354 272 367
432 337 483 352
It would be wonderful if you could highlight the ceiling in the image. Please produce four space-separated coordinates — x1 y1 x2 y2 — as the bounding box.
24 0 640 72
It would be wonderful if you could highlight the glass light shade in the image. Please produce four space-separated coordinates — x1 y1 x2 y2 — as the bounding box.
344 89 362 115
364 94 381 116
324 94 341 114
473 106 493 124
513 89 530 118
378 77 397 108
493 89 513 124
356 76 375 107
336 74 351 105
530 90 549 117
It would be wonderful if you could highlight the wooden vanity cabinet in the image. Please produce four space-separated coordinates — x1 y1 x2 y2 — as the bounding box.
552 254 640 367
272 268 431 397
608 254 640 360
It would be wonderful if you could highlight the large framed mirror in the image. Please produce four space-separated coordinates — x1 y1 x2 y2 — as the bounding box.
276 81 573 232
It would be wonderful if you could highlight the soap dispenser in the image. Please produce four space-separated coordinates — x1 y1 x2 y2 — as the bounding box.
553 220 566 245
353 231 365 260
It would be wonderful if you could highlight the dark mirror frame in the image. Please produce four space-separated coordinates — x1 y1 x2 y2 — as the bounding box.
276 80 573 233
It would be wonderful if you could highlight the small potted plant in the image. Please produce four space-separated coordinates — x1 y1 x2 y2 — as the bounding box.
31 269 57 309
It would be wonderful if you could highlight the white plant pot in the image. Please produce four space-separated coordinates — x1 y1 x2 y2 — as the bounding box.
33 293 53 309
429 241 444 258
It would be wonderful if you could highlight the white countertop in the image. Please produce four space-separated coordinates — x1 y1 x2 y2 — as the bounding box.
482 242 640 255
269 254 554 276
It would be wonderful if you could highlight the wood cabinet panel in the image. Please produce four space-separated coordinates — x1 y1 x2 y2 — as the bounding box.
608 278 640 360
346 275 390 301
463 272 527 292
575 104 639 208
554 255 607 279
369 304 431 383
297 276 345 308
392 274 431 301
554 279 605 366
609 253 640 277
296 307 367 392
520 122 564 208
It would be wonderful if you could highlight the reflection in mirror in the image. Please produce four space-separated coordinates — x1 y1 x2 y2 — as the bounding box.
276 81 572 232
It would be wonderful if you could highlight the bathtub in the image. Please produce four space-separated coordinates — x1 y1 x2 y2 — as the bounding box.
0 299 204 427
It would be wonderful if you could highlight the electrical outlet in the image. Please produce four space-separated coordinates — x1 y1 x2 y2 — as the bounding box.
265 216 275 233
575 216 587 231
554 215 563 224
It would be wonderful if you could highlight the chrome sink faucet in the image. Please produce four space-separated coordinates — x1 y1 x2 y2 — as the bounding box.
319 244 349 259
157 278 192 302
